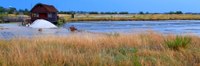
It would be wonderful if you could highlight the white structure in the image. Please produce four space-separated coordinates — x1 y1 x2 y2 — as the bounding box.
29 19 57 28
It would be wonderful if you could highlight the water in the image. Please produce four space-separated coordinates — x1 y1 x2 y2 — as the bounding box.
64 20 200 35
1 20 200 39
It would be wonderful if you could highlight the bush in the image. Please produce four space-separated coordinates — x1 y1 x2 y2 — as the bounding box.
139 11 144 14
165 36 191 50
100 12 118 14
168 11 183 14
0 14 6 23
0 19 2 23
89 12 99 14
119 12 129 14
57 17 65 26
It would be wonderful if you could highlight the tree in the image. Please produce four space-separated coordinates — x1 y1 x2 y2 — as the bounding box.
168 11 183 14
168 11 175 14
23 9 30 15
8 7 16 14
175 11 183 14
139 11 144 14
18 9 24 12
0 6 5 13
119 12 129 14
103 12 118 14
17 8 29 15
89 12 99 14
145 12 149 14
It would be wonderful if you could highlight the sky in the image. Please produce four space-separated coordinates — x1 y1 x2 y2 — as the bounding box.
0 0 200 13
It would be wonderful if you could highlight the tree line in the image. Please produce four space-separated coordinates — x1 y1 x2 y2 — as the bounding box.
0 6 29 15
58 11 199 15
1 6 200 15
58 11 129 14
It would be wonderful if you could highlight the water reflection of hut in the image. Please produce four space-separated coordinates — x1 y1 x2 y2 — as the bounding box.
30 3 58 24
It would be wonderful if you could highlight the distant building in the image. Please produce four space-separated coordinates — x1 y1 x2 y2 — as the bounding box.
30 3 58 24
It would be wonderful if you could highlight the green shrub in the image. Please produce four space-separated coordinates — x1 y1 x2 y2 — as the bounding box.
165 36 191 50
57 17 65 26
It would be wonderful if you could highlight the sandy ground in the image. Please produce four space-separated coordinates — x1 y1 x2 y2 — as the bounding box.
0 23 106 39
0 23 71 39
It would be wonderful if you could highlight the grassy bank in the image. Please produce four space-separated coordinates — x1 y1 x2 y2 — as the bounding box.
0 32 199 66
1 14 200 23
59 14 200 22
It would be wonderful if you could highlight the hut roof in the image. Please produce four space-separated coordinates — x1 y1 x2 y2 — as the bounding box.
30 3 58 13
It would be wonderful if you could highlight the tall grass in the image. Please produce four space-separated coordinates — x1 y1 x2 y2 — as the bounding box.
0 32 199 66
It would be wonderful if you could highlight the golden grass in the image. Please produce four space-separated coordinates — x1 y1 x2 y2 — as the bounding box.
58 14 200 22
0 32 199 66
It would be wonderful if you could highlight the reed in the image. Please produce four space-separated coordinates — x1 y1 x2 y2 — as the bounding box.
0 32 199 66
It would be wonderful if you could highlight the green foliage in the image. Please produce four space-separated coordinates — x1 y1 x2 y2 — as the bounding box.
89 12 99 14
57 17 65 26
119 12 129 14
0 6 5 13
176 11 183 14
139 11 144 14
111 47 138 65
18 9 30 15
0 6 29 15
58 11 76 14
132 54 142 66
104 47 141 65
8 7 17 14
165 36 191 50
0 14 7 22
100 12 118 14
71 14 75 18
168 11 183 14
118 48 141 66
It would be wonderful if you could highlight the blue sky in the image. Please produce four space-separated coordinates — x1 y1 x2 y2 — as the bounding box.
0 0 200 13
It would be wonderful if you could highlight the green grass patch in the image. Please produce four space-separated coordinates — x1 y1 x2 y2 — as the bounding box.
57 18 66 26
165 36 191 50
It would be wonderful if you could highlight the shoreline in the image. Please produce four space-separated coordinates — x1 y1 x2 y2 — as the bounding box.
66 19 200 22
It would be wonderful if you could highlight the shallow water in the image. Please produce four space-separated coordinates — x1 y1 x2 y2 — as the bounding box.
64 20 200 35
1 20 200 39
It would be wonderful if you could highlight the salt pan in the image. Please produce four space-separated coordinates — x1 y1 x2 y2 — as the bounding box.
29 19 57 28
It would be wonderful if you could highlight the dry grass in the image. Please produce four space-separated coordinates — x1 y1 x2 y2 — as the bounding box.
0 32 199 66
58 14 200 22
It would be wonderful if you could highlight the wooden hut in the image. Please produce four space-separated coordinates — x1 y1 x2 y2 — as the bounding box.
30 3 58 24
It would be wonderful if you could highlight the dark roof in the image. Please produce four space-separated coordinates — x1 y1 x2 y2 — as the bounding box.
31 3 58 13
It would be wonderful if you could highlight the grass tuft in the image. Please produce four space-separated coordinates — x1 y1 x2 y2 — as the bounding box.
165 36 191 50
